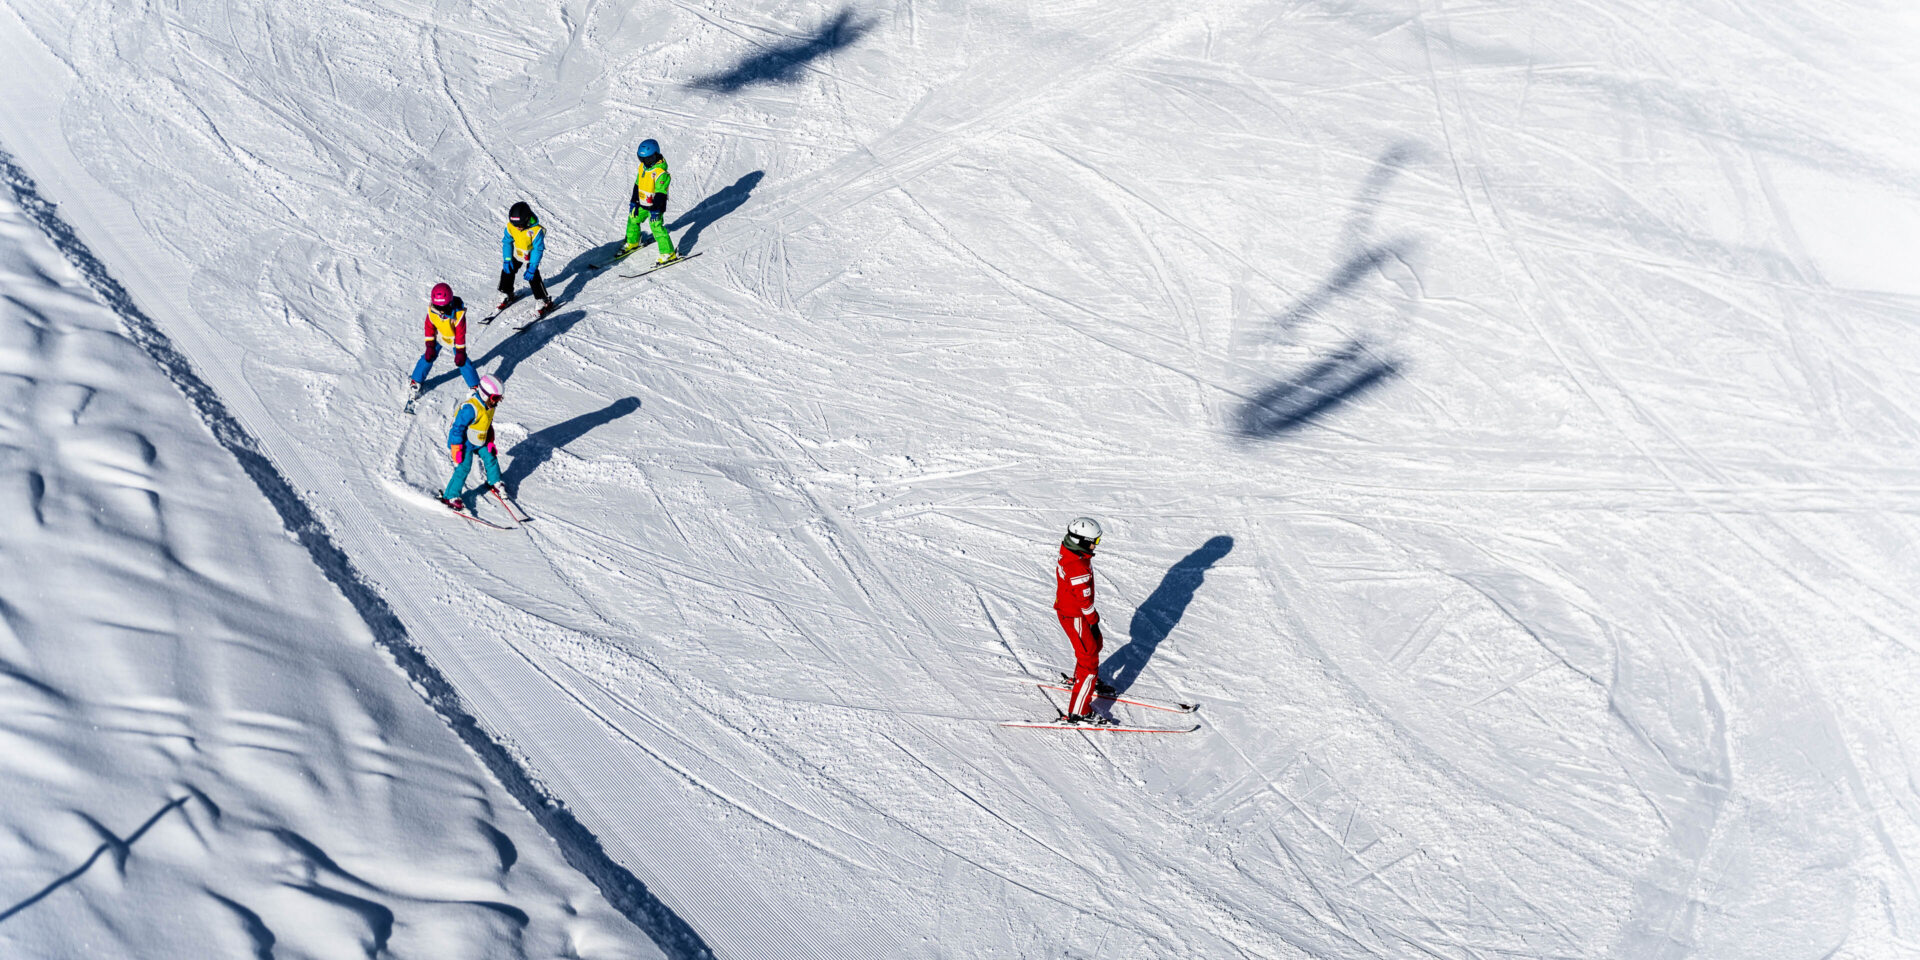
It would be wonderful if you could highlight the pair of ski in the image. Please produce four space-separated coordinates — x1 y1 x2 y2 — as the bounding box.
492 252 699 340
587 246 703 277
439 485 528 530
1000 674 1199 734
480 295 556 328
622 251 701 278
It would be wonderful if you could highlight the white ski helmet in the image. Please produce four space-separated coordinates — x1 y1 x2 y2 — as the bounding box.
1063 516 1102 553
476 374 504 403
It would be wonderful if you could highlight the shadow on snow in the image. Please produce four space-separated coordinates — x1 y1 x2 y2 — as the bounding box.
549 240 627 305
420 308 587 398
1234 345 1398 438
503 397 642 496
670 170 764 254
473 309 587 382
1235 143 1421 439
688 9 873 93
502 172 761 316
1109 535 1234 694
0 796 190 924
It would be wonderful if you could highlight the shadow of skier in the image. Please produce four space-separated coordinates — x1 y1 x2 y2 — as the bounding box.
1109 535 1234 693
472 309 586 382
669 170 764 254
502 397 642 496
548 240 628 305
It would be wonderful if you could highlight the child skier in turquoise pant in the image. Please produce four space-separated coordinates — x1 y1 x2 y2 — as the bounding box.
441 375 505 505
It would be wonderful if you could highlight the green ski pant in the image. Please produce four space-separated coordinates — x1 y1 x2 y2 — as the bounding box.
625 209 675 255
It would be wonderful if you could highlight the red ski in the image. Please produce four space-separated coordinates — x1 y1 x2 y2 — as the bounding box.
1032 681 1197 714
1008 673 1199 713
999 718 1197 733
489 486 529 523
438 495 513 530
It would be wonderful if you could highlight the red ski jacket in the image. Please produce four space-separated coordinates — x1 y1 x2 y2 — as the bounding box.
1054 545 1097 624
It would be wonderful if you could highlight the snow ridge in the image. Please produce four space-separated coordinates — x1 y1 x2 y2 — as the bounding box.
0 145 712 960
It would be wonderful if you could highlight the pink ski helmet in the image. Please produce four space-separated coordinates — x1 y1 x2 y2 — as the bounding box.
476 374 504 403
430 282 454 308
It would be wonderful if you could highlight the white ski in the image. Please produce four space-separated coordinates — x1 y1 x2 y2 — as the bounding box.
620 251 702 279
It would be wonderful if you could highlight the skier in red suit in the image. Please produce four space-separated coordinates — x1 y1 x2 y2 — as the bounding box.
1054 517 1112 724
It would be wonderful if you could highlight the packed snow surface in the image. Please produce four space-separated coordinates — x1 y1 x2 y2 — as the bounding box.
3 0 1918 957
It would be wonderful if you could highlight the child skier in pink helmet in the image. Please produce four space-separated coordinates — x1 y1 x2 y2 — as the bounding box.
408 282 480 406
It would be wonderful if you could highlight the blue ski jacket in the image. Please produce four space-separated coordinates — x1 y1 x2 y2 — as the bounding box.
448 399 482 448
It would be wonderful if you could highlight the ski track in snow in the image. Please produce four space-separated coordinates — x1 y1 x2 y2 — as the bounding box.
0 0 1918 957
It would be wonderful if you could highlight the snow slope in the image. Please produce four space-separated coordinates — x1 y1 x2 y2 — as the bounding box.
0 188 661 958
3 0 1919 957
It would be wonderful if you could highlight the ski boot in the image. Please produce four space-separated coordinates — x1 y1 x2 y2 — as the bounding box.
655 251 680 267
536 297 557 318
1059 672 1118 698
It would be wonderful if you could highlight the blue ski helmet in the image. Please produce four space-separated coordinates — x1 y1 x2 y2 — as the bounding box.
636 139 660 160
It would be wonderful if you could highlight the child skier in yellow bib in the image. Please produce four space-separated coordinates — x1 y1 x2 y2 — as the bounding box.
441 374 505 507
406 283 480 409
498 201 556 319
623 139 679 265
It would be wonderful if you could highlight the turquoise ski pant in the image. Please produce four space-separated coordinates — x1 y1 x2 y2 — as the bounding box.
444 442 501 499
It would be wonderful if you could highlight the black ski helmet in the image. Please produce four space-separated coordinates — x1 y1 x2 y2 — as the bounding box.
508 201 533 228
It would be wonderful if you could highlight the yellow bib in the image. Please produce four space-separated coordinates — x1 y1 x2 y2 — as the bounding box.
462 396 494 446
635 160 669 195
427 307 464 346
507 222 542 261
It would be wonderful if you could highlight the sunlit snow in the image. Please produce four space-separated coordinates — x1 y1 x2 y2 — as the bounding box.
2 1 1916 958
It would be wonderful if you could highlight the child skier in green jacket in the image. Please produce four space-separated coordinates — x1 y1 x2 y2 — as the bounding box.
623 139 680 266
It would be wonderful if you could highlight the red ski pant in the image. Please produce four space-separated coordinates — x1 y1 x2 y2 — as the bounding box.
1059 613 1102 716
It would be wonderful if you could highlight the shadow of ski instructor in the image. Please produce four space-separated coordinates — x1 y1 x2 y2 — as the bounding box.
1107 535 1234 694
